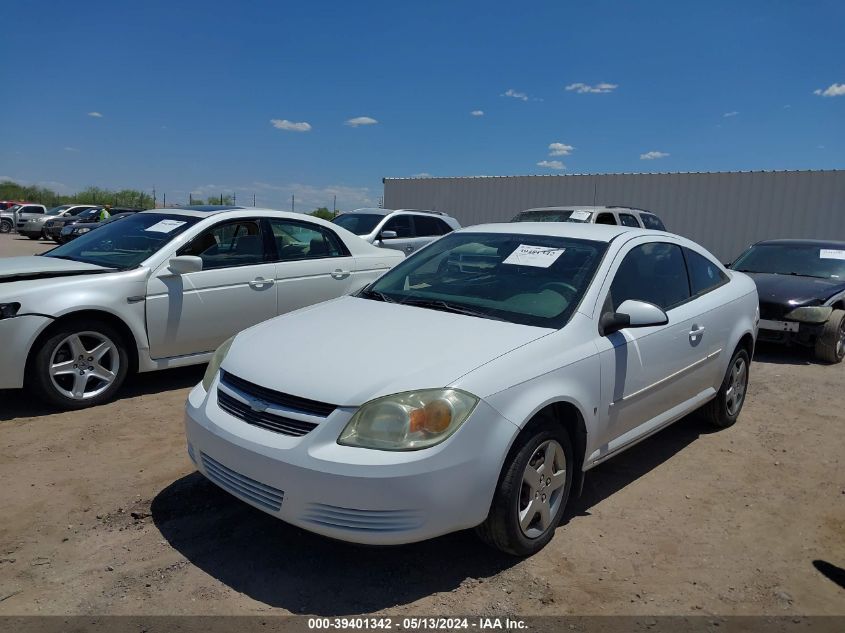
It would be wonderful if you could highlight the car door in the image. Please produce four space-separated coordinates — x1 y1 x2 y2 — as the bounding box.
145 218 278 359
376 214 416 255
266 217 355 313
594 239 711 454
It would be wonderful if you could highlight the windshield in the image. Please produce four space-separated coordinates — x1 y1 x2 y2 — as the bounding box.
511 209 593 223
44 213 201 270
733 244 845 280
46 205 72 216
332 213 384 235
365 232 607 328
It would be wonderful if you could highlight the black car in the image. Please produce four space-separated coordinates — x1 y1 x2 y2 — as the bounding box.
58 210 140 242
730 239 845 362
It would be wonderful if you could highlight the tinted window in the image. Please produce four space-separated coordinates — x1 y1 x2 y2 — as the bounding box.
596 213 617 225
332 213 384 236
367 232 608 329
609 242 690 312
179 220 265 269
22 206 43 214
619 213 640 227
44 213 200 270
685 248 728 297
731 243 845 280
383 214 412 238
640 213 666 231
414 215 448 237
268 218 345 260
512 210 592 223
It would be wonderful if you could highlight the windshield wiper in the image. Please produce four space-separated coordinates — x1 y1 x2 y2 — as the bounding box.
400 298 508 321
359 288 397 303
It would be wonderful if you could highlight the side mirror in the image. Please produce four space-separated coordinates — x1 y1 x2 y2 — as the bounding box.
379 230 397 240
168 255 203 275
600 299 668 336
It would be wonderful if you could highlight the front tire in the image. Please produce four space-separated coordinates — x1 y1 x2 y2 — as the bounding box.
476 420 573 556
702 348 750 428
0 219 11 233
27 234 40 240
814 309 845 364
28 320 129 410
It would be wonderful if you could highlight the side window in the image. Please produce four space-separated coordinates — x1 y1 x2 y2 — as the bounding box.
436 218 454 234
414 215 446 237
608 242 690 312
268 219 345 261
178 220 264 269
619 213 640 227
24 206 43 214
640 213 666 231
382 214 412 238
595 212 617 225
685 247 728 298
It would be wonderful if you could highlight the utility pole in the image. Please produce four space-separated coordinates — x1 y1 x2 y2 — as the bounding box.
291 194 295 212
333 194 336 217
163 193 166 208
152 186 156 208
253 194 256 207
233 192 237 206
219 194 223 205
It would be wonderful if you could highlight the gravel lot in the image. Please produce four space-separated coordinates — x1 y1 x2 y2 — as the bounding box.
0 232 843 616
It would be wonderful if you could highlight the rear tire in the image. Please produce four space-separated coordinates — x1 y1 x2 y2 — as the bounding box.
476 420 573 556
814 309 845 364
27 234 40 240
0 219 11 233
28 319 129 410
702 348 750 428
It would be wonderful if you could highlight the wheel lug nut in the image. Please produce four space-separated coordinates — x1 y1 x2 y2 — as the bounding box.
546 478 551 485
542 494 547 501
88 357 93 361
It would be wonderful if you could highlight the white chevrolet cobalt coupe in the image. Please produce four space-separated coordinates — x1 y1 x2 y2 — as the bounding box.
0 207 403 409
185 223 759 556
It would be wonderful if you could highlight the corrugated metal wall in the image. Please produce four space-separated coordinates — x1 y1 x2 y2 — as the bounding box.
383 170 845 260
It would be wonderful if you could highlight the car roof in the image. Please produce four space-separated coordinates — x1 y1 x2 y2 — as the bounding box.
520 205 653 214
343 207 452 217
754 239 845 249
459 221 664 243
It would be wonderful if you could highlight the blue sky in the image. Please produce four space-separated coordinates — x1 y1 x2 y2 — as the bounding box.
1 0 843 210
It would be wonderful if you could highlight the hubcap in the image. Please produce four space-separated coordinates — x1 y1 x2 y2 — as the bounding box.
518 439 567 539
724 356 748 417
49 332 120 400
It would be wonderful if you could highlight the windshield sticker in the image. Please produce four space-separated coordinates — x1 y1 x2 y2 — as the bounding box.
502 244 565 268
820 249 845 260
570 210 592 221
145 219 187 233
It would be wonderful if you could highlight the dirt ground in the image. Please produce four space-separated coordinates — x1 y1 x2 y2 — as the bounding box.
0 232 843 616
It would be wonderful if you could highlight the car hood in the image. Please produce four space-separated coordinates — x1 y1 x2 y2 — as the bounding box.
746 272 845 306
222 295 553 406
0 256 114 282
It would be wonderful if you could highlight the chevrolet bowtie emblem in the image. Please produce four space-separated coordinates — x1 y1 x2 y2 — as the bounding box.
249 399 269 413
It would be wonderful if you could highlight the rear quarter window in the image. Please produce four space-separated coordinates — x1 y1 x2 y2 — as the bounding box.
640 213 666 231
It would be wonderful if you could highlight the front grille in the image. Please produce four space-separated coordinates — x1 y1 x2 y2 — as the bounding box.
759 301 789 320
220 370 337 417
217 389 318 437
301 503 424 533
201 452 284 512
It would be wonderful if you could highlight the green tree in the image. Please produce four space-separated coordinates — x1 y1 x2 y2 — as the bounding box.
309 207 336 221
0 180 154 208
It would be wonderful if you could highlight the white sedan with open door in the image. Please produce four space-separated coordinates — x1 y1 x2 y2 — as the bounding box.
0 207 404 409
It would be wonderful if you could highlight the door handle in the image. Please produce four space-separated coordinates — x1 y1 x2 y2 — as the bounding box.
331 269 351 280
689 326 706 339
248 277 275 289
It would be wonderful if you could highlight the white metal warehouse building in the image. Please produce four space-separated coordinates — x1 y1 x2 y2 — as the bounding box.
383 170 845 261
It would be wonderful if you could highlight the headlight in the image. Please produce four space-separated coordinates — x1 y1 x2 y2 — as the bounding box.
338 389 479 451
201 336 235 391
74 227 92 234
784 306 832 323
0 302 21 319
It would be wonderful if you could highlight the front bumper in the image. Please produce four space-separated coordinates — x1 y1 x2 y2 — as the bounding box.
0 314 52 388
184 379 519 545
757 318 824 347
18 227 44 238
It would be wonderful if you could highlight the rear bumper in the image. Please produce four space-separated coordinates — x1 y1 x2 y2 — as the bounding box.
0 314 52 388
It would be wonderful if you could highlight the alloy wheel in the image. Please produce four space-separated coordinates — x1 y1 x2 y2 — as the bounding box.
725 356 748 417
518 439 567 539
49 331 120 400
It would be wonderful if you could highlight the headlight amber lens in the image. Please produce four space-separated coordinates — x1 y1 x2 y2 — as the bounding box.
201 336 235 391
784 306 832 323
338 389 479 451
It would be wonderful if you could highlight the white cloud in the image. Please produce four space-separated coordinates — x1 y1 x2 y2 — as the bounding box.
813 83 845 97
640 150 670 160
565 82 617 94
87 111 103 118
411 172 433 178
345 116 378 127
64 146 80 152
270 119 312 132
723 111 739 117
537 160 566 170
470 110 484 116
548 142 574 156
501 89 529 101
